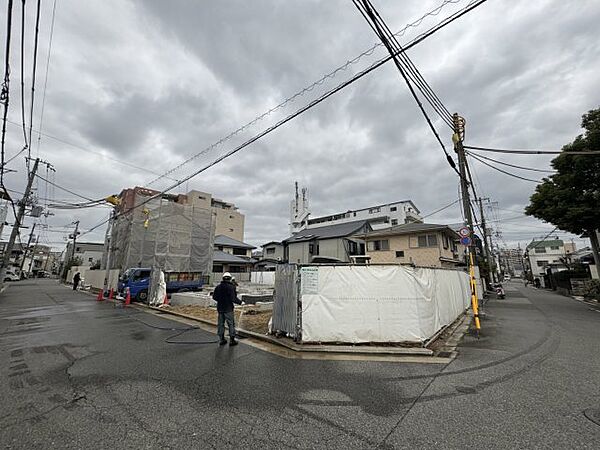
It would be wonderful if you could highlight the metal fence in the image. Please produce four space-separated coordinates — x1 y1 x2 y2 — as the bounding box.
271 264 299 339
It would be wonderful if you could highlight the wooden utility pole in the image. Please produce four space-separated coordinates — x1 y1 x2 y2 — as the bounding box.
453 113 481 333
478 197 497 283
19 222 37 274
0 158 40 282
70 220 80 261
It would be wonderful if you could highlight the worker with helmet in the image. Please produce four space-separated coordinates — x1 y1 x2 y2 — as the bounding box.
212 272 242 346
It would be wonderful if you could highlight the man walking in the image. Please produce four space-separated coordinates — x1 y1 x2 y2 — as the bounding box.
73 271 81 291
212 272 242 346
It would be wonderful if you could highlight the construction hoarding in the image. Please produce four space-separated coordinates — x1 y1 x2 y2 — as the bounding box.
272 264 470 344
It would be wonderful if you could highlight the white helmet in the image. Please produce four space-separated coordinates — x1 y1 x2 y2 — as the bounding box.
222 272 232 280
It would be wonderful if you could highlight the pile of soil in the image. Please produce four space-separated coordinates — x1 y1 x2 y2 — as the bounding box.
170 305 271 334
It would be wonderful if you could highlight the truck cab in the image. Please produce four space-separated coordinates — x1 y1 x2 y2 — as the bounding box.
118 268 152 301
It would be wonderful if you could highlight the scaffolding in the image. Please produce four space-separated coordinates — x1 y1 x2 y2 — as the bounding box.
109 192 215 274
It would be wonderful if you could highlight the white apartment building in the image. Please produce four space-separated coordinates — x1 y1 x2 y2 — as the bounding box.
526 238 573 282
289 184 422 234
306 200 422 231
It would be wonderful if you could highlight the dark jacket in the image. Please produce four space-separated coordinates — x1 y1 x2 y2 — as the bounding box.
73 273 81 283
212 280 241 313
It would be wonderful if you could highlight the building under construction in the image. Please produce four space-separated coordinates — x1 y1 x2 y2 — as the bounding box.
104 187 241 275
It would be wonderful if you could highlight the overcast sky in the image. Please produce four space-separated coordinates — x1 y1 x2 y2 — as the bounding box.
2 0 599 252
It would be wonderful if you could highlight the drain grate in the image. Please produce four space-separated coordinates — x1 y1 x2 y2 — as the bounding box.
583 408 600 427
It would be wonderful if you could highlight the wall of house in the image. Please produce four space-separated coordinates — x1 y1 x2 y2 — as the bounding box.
318 238 350 261
287 241 310 264
367 232 458 267
528 245 565 277
214 208 245 241
217 246 251 257
263 244 284 260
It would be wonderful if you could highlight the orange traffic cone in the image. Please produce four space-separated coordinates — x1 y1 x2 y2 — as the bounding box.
108 288 114 300
96 290 103 301
125 287 131 306
162 292 169 306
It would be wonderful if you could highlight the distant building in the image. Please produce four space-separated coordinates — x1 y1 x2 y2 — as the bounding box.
283 220 371 264
359 223 463 268
498 247 526 277
289 183 422 234
65 242 104 266
212 235 256 275
526 238 570 285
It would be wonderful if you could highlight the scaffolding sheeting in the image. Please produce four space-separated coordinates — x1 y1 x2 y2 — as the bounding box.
109 193 215 274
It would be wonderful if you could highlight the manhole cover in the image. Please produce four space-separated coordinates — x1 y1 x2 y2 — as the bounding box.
583 408 600 426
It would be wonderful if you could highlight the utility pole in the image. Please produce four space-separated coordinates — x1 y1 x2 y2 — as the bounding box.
26 235 39 277
19 222 37 275
477 197 496 283
69 220 80 262
0 158 40 282
453 114 473 234
453 113 481 334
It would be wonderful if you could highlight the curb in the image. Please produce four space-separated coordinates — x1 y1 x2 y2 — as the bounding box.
137 303 435 356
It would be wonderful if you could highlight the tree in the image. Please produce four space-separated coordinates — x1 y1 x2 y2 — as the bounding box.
526 108 600 268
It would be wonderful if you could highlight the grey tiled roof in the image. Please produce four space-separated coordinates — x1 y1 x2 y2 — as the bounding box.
283 220 371 243
212 250 255 264
360 222 460 239
214 235 256 249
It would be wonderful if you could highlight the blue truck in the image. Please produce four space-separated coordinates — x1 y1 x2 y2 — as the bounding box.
118 268 207 302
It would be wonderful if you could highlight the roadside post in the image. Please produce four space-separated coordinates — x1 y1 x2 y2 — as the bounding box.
460 228 481 335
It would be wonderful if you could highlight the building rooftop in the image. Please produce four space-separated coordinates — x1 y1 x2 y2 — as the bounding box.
526 239 564 249
359 222 460 239
284 220 371 243
214 235 255 249
212 250 256 264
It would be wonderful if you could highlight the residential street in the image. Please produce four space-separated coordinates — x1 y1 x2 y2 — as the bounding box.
1 280 599 449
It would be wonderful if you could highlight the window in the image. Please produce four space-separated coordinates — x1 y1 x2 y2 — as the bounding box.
391 219 398 226
534 247 546 253
417 234 438 248
229 215 234 219
395 250 404 258
266 248 275 255
229 228 234 232
367 240 389 251
88 257 94 263
232 248 247 256
536 260 549 267
443 235 449 249
217 246 223 251
390 206 397 212
309 244 319 255
550 246 559 250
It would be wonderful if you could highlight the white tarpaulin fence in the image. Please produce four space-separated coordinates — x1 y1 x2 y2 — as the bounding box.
298 265 470 343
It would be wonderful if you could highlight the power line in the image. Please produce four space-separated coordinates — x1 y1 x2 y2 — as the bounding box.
351 0 464 179
3 118 180 179
422 198 460 218
26 0 42 168
465 145 600 156
468 152 541 183
353 0 454 128
465 150 555 173
1 0 15 186
19 0 28 150
80 0 490 238
35 0 57 156
35 173 104 203
146 0 474 187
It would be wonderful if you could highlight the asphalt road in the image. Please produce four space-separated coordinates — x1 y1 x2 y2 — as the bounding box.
1 279 599 449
